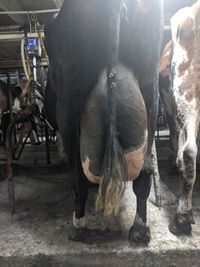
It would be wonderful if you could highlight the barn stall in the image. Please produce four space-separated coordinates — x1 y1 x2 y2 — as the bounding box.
0 0 200 266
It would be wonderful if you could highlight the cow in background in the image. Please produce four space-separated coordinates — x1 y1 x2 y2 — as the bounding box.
0 80 23 144
159 40 181 176
45 0 163 242
162 0 200 235
159 41 177 151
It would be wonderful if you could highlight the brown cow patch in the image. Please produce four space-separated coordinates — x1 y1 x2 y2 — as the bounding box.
178 61 190 76
185 89 195 102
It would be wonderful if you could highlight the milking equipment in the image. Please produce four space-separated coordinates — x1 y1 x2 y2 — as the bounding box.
6 13 54 213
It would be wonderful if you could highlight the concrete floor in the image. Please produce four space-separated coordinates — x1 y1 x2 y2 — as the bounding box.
0 140 200 266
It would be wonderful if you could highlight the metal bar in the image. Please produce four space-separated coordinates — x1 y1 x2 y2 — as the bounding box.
13 124 33 160
6 118 15 214
0 60 48 70
0 32 45 41
7 73 15 212
45 124 51 165
0 33 23 40
0 25 166 35
0 9 59 15
0 25 20 31
7 74 13 122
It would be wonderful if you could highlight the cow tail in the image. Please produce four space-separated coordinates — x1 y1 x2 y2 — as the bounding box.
96 0 127 216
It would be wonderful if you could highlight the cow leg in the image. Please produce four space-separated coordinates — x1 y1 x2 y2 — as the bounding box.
140 80 158 175
151 139 161 207
128 80 157 243
56 131 69 165
129 171 151 243
56 105 88 240
166 113 177 153
165 112 179 175
70 130 88 239
169 126 197 235
72 169 88 229
69 141 88 238
68 159 89 241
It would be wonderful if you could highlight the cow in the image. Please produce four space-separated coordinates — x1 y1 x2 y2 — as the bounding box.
161 0 200 235
44 0 163 243
159 41 176 151
0 80 23 144
159 40 181 176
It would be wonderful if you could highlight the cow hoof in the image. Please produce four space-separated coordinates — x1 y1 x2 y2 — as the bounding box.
67 226 88 241
128 224 151 244
169 213 194 236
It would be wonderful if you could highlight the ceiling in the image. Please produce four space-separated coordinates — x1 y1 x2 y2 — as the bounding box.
0 0 197 71
0 0 63 71
0 0 63 26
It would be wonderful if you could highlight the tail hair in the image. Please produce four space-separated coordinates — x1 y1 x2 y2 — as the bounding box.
96 128 127 216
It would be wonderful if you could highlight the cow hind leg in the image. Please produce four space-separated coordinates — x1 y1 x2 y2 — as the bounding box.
140 80 158 175
129 171 151 244
169 128 197 235
68 168 88 241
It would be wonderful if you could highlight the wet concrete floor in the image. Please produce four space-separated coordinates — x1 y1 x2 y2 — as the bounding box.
0 140 200 266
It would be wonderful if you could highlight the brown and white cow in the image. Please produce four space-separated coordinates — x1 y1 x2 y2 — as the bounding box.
167 0 200 235
159 40 177 152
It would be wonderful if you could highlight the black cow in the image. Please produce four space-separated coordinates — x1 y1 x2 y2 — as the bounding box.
44 0 163 243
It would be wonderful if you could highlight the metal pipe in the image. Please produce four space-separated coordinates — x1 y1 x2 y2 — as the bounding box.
0 59 48 69
27 12 32 33
37 22 49 65
0 25 20 31
33 56 37 82
0 32 44 41
25 48 32 76
0 9 59 15
0 33 24 41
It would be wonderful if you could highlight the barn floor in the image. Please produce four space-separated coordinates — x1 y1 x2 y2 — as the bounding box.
0 137 200 267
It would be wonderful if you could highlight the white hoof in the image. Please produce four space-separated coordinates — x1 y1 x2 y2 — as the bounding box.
73 212 87 229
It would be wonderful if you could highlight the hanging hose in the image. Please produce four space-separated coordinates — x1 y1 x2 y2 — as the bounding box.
36 21 49 65
25 47 32 76
21 38 30 80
